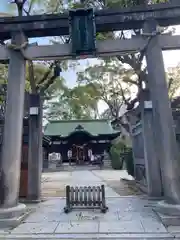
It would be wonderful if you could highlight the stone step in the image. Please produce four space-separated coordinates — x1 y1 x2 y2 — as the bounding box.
0 204 31 229
103 160 111 164
0 233 174 239
103 159 112 168
157 213 180 227
103 162 111 165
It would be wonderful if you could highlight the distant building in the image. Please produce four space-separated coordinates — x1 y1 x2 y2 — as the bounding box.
44 119 120 165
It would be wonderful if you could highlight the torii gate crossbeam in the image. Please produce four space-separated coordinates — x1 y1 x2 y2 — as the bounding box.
0 35 180 61
0 1 180 39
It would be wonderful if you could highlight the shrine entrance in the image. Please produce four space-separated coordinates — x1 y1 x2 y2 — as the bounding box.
71 144 88 165
68 128 91 165
46 120 119 166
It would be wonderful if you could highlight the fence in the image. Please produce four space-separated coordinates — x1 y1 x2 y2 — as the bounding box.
64 185 108 213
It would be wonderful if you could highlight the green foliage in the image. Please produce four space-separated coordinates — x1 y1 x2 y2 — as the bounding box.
0 62 99 120
25 0 172 122
44 0 169 13
77 59 134 119
110 141 126 170
45 83 100 120
167 64 180 101
124 147 134 177
0 63 64 94
110 140 134 176
0 0 172 122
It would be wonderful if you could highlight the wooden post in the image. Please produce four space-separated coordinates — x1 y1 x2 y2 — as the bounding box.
140 89 162 197
43 149 49 169
144 19 180 204
0 32 26 208
27 94 42 202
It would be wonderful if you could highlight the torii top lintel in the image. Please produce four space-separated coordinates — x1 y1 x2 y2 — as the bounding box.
0 1 180 40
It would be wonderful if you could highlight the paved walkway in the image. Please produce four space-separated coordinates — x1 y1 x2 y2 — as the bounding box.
0 170 178 239
41 170 141 198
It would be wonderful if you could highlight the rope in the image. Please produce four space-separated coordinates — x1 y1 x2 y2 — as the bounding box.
5 41 31 60
6 41 28 51
3 30 160 60
139 30 162 59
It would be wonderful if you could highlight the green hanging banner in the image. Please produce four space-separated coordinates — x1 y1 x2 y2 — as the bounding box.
69 8 96 57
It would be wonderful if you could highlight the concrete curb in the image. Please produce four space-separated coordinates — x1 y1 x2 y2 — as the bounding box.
0 232 174 239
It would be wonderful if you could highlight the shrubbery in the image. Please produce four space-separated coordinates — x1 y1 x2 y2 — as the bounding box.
124 147 134 177
110 141 126 170
110 141 134 176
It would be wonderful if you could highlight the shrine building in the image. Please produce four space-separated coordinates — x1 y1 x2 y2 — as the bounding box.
44 119 120 165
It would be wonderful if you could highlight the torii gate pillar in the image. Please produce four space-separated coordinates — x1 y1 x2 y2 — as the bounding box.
140 89 162 197
0 32 26 216
28 93 43 202
144 19 180 206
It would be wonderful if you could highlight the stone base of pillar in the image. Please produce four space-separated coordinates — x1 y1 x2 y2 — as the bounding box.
21 198 41 204
153 200 180 227
156 212 180 227
0 203 28 228
153 200 180 215
43 161 49 169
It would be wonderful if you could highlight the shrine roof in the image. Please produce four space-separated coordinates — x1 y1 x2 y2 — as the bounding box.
44 119 120 137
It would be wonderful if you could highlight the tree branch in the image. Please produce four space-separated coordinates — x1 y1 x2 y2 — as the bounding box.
168 77 173 90
126 97 138 111
39 75 57 95
36 62 54 87
38 62 61 95
122 78 138 86
27 0 34 14
28 60 37 93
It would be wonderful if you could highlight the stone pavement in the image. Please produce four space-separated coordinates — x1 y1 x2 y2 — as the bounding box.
0 170 179 239
93 170 143 196
41 170 123 198
41 170 140 198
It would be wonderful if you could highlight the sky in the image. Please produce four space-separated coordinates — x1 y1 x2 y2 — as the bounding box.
0 0 7 11
1 0 180 113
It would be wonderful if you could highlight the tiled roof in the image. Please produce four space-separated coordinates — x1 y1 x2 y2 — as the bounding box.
44 119 119 137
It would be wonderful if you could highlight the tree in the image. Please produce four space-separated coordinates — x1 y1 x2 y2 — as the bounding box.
45 0 167 11
77 59 180 124
0 1 100 121
42 0 169 126
0 1 71 121
166 64 180 117
0 61 66 116
1 0 171 122
0 64 7 117
167 64 180 101
77 59 135 120
45 83 100 120
3 1 64 98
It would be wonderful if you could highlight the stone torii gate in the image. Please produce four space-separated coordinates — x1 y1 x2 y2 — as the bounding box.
0 0 180 222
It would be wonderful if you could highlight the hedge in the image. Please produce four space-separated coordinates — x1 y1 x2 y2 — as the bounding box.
123 148 134 177
110 142 134 176
110 141 126 170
